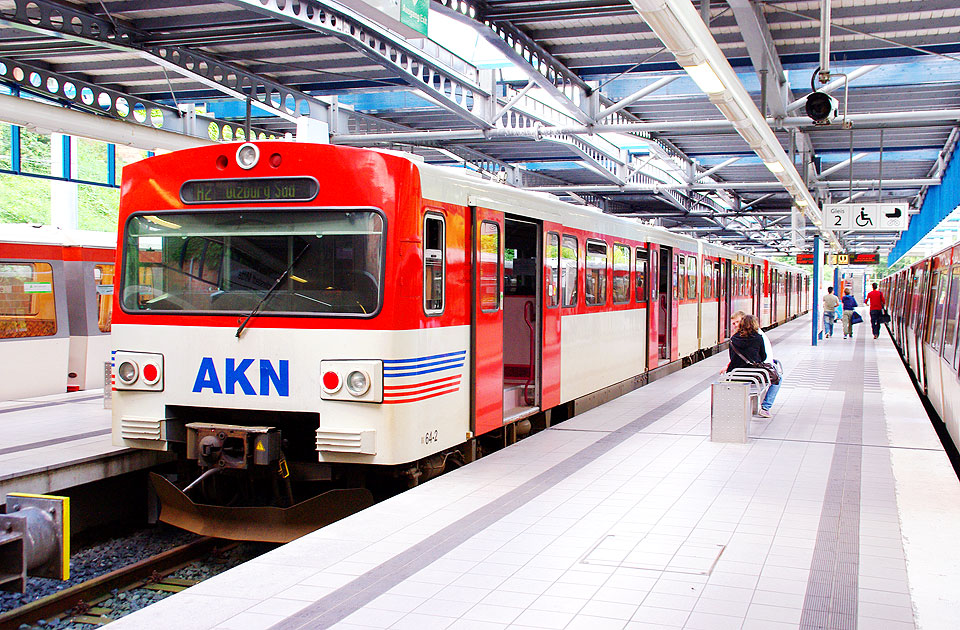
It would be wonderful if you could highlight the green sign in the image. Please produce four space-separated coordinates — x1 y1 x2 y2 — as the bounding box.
400 0 428 36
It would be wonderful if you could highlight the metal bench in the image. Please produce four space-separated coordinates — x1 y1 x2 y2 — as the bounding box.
711 369 772 443
718 368 771 415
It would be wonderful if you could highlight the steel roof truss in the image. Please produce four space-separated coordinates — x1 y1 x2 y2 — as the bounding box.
728 0 789 119
219 0 495 129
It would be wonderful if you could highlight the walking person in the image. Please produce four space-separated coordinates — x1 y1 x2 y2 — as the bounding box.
866 282 885 339
822 286 840 338
732 311 781 418
841 287 858 339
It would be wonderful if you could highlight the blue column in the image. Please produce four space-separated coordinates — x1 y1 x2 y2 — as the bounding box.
107 143 116 185
833 266 840 295
812 235 821 346
10 125 20 173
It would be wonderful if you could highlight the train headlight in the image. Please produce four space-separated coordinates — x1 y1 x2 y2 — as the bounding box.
117 360 139 385
346 370 370 396
236 143 260 170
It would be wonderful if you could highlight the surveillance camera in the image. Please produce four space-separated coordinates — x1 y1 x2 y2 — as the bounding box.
805 92 838 124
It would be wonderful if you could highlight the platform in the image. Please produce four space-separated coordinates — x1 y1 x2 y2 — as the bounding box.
109 313 960 630
0 390 172 504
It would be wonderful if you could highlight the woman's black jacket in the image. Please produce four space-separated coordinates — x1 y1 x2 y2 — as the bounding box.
728 332 766 370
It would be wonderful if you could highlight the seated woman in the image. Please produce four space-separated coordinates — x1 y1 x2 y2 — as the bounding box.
727 313 766 371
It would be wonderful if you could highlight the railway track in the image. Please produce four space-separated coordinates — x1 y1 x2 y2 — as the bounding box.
0 537 233 630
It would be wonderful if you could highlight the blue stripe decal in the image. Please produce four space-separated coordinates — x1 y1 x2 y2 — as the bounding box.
384 357 465 372
383 350 466 366
383 362 466 378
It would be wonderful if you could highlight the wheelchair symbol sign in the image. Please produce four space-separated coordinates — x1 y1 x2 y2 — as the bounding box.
854 205 879 228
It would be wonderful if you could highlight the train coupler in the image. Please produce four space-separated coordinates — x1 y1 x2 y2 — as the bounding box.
0 493 70 593
186 422 281 470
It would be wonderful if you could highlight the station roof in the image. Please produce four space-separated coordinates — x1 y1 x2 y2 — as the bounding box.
1 0 959 257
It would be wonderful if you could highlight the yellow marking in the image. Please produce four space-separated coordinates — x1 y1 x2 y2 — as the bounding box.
9 493 70 580
256 442 265 451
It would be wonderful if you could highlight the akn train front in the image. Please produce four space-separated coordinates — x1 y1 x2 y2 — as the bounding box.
110 142 808 540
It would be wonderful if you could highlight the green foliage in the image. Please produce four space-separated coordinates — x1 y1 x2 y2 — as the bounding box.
0 173 51 224
79 185 119 231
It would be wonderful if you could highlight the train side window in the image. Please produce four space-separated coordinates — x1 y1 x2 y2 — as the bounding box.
585 240 608 306
561 235 578 307
674 255 681 300
702 259 712 299
687 256 697 300
929 272 947 346
677 255 686 299
424 214 445 315
635 247 647 302
942 266 960 363
715 262 721 297
479 221 500 313
0 262 57 339
612 244 630 304
546 232 560 308
95 264 114 333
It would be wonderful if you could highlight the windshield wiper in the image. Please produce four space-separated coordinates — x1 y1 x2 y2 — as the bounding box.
236 243 311 338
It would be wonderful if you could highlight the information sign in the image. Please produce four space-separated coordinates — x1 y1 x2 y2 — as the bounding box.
823 203 909 232
796 253 814 265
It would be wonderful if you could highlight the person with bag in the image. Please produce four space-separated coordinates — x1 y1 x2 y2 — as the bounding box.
866 282 886 339
841 287 859 339
732 311 781 418
822 286 840 338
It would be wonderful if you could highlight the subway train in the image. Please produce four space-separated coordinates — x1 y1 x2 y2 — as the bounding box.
0 224 115 400
109 142 809 541
882 244 960 451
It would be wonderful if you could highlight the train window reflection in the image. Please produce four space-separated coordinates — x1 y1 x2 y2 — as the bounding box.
635 247 647 302
479 221 500 313
424 214 445 315
95 264 114 332
121 210 384 316
561 235 577 307
612 244 630 304
0 262 57 338
930 273 948 347
585 240 607 306
942 266 960 363
687 256 697 300
546 232 559 308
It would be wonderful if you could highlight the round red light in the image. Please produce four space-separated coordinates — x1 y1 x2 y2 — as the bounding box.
322 371 340 391
269 153 282 168
216 155 228 170
142 363 159 383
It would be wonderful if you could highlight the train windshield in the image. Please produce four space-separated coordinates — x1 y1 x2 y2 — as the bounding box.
121 210 384 316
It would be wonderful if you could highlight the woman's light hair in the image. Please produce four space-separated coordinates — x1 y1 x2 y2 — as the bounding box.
737 314 760 336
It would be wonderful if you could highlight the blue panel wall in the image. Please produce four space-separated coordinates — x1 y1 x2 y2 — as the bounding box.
888 148 960 264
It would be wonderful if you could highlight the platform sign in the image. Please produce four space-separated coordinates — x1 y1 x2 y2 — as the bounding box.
826 204 851 230
796 253 814 265
825 253 880 265
824 203 909 231
339 0 428 38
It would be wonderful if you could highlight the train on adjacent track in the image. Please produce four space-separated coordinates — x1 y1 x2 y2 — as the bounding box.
882 244 960 454
1 224 115 400
109 141 810 541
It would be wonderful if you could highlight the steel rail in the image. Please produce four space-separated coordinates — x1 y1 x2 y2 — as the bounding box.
0 537 224 630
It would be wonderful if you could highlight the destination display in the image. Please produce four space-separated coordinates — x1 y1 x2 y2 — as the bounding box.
796 252 880 265
180 177 319 204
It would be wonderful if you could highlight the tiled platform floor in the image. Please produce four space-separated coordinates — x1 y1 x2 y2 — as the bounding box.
0 390 170 502
111 313 960 630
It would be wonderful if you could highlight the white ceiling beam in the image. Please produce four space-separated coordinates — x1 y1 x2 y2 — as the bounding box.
727 0 789 119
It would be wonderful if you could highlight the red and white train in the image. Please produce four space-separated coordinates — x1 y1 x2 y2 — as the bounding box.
109 142 809 540
1 224 115 400
882 244 960 452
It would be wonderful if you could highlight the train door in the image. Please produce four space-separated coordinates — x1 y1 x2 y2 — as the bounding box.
503 216 541 421
657 246 672 365
647 243 660 370
752 265 761 320
471 207 504 436
721 259 732 337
